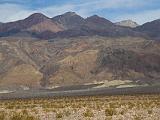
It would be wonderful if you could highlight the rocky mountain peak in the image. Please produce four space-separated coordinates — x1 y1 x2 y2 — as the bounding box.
62 12 77 16
116 20 139 28
24 13 49 23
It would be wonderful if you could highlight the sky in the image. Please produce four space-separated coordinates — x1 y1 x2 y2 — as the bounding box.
0 0 160 24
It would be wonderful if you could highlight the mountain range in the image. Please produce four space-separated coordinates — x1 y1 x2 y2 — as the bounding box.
0 12 160 91
0 12 159 40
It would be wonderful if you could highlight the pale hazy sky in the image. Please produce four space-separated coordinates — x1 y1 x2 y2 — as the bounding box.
0 0 160 24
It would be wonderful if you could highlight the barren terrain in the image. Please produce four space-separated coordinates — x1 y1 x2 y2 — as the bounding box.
0 95 160 120
0 36 160 90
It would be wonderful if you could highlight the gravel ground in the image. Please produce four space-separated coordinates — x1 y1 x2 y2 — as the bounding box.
0 95 160 120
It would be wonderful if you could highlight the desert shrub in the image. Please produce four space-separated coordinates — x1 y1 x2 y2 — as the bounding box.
22 109 29 115
6 105 14 109
147 109 153 114
105 108 117 116
119 109 125 115
134 115 143 120
128 102 135 109
10 111 38 120
0 111 5 120
31 109 38 114
83 109 94 117
10 113 23 120
56 112 63 119
64 110 71 117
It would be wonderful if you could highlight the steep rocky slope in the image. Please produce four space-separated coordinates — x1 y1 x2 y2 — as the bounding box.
44 15 143 39
0 36 160 90
135 19 160 40
52 12 85 30
0 13 63 38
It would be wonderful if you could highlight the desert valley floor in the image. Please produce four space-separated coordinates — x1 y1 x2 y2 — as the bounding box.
0 95 160 120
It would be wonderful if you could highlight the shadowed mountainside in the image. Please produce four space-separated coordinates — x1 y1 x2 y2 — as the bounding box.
135 19 160 40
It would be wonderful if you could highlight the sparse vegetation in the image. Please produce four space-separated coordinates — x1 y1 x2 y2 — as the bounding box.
0 111 5 120
10 111 38 120
0 95 159 120
83 109 94 117
105 108 117 116
56 112 63 119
